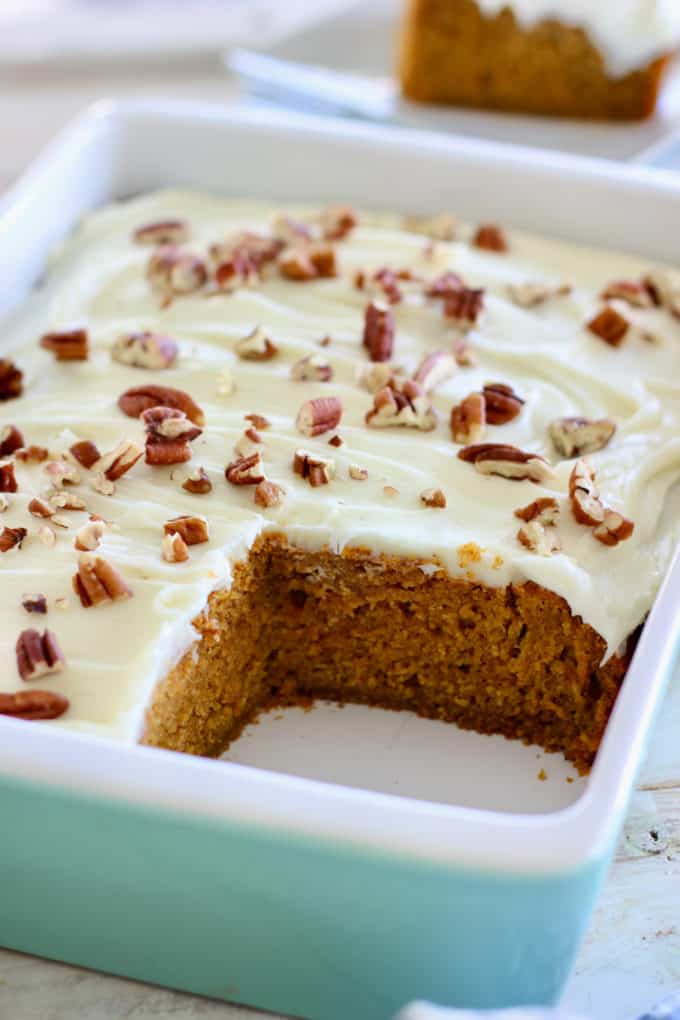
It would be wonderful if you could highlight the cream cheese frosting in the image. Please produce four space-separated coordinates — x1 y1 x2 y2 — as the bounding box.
0 188 679 743
476 0 680 77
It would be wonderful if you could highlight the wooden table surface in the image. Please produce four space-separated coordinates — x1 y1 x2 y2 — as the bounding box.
0 54 679 1020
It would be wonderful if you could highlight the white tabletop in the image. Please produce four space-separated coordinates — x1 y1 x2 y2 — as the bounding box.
0 47 679 1020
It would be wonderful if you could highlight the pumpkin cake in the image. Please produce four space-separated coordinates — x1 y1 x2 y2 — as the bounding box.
399 0 679 120
1 191 679 774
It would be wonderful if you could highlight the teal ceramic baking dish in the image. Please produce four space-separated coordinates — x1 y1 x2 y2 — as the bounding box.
1 101 679 1019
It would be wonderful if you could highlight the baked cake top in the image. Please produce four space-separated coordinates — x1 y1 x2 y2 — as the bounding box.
475 1 680 76
0 189 679 739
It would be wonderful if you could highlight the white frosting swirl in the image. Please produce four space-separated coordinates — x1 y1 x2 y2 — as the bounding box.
476 0 680 76
0 189 679 743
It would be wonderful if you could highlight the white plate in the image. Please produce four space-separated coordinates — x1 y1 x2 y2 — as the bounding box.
241 0 680 162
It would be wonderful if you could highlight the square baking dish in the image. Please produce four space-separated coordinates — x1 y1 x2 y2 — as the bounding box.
1 101 679 1020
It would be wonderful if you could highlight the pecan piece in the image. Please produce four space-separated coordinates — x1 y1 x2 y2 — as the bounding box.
357 362 398 394
235 325 279 362
134 219 190 246
414 351 457 392
293 449 335 487
28 497 52 519
0 525 27 552
72 554 132 608
372 267 403 305
244 413 271 430
74 519 105 552
420 488 446 509
111 331 178 370
0 689 69 720
472 224 508 253
40 328 89 361
147 247 207 300
458 443 555 484
162 532 189 563
225 452 265 486
363 300 394 363
348 464 368 481
593 510 635 547
182 467 212 495
425 271 465 300
15 445 48 463
296 396 343 438
291 354 333 382
600 279 652 308
0 359 23 401
569 460 605 526
450 393 486 444
643 272 680 319
365 382 436 431
587 306 630 347
69 439 101 469
328 435 344 448
278 246 317 282
49 491 87 512
142 406 202 466
0 424 24 457
210 232 282 273
515 497 561 557
443 287 484 327
507 282 572 308
549 417 616 458
482 382 524 425
215 251 260 292
163 515 209 546
96 440 143 481
272 213 313 245
21 593 47 614
118 384 204 425
0 460 18 492
254 480 284 508
43 460 79 487
16 628 65 681
319 205 358 241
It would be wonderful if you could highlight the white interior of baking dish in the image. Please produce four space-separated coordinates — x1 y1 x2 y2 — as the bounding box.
0 101 679 871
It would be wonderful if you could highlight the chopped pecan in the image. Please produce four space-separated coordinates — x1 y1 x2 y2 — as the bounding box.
404 213 456 241
111 331 178 370
363 300 394 362
215 251 260 292
357 362 397 394
365 382 436 431
72 554 132 608
210 232 282 273
40 328 89 361
235 325 279 362
319 205 358 241
15 445 48 463
308 243 337 278
163 514 209 545
90 472 115 496
0 424 24 457
244 413 271 430
134 219 189 246
0 525 27 552
0 460 18 492
482 382 524 425
414 351 457 392
49 491 87 512
328 435 344 448
593 510 635 547
21 593 47 614
383 485 399 498
569 459 605 526
643 272 680 319
420 488 446 508
96 440 143 481
162 532 189 563
182 466 212 495
278 246 316 281
443 287 484 327
38 525 56 547
225 452 265 486
234 430 262 458
587 306 629 347
349 464 368 481
549 416 616 458
296 396 343 438
118 383 204 425
450 393 486 443
69 439 101 469
254 479 284 508
372 267 402 305
272 213 312 245
142 406 202 466
508 281 572 308
43 460 79 487
0 359 23 401
0 689 69 720
16 628 65 681
291 354 333 382
458 443 555 484
293 449 335 487
74 519 105 552
515 497 560 556
28 497 52 519
147 247 207 300
472 224 508 253
601 279 653 308
425 271 465 300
